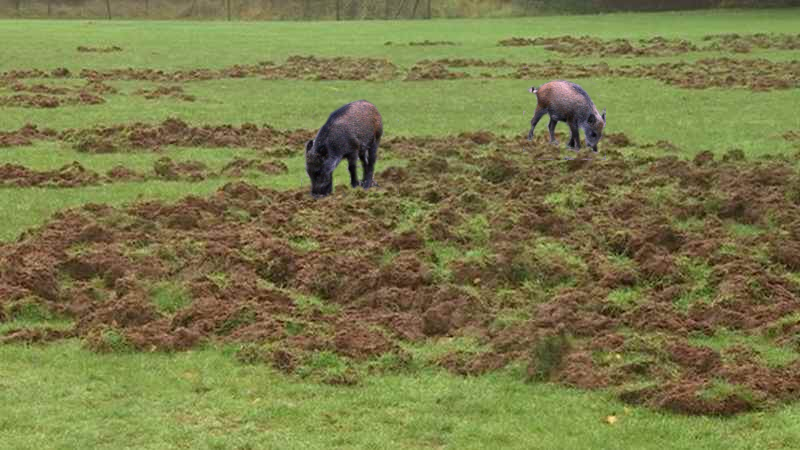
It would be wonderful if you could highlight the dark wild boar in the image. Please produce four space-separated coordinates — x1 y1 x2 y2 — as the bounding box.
526 80 606 152
305 100 383 198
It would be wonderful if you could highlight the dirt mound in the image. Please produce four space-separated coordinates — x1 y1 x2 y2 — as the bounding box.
405 61 469 81
75 56 397 83
499 35 698 57
0 81 117 108
220 158 289 176
10 82 70 95
409 40 458 46
702 33 800 53
134 85 196 102
0 124 58 147
77 45 123 53
498 33 800 56
418 57 799 91
0 161 102 187
385 40 457 46
3 128 800 415
61 118 315 153
153 157 209 181
0 155 289 187
0 119 312 154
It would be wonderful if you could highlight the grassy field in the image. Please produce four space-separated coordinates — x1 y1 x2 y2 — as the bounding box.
1 9 800 449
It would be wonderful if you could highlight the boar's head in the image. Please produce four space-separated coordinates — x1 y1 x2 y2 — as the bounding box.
585 108 606 152
305 139 333 198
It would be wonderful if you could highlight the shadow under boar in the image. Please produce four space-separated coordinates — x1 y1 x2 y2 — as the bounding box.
526 80 606 152
305 100 383 198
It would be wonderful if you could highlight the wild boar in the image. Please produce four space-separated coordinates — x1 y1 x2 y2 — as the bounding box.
305 100 383 198
526 80 606 152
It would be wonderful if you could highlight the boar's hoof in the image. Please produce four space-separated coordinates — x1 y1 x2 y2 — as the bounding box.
361 180 379 189
549 139 559 146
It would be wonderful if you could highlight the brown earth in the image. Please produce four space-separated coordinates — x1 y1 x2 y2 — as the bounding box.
0 118 313 154
0 81 118 108
385 40 458 46
0 155 288 188
134 85 196 102
75 56 397 83
0 162 103 187
498 33 800 56
0 53 794 91
2 127 800 416
408 57 800 91
77 46 123 53
499 35 698 57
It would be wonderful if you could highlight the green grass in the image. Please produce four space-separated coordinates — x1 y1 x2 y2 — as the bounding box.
689 328 800 368
607 287 644 310
2 11 800 449
150 281 192 315
2 341 799 449
674 257 716 311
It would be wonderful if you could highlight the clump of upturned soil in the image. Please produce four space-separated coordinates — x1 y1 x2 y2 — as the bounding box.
61 118 315 153
499 35 698 57
77 45 123 53
0 81 117 108
409 40 458 46
0 161 102 187
0 124 58 147
416 57 799 91
134 85 196 102
0 93 104 108
498 33 800 56
220 158 288 176
702 33 800 53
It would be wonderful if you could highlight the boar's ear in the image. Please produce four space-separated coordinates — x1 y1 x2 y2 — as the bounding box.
601 108 607 123
305 140 314 153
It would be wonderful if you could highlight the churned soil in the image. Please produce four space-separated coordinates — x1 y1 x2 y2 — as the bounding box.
406 57 800 91
133 86 196 102
77 46 123 53
2 126 800 416
384 40 458 46
0 154 288 188
69 56 396 83
499 33 800 56
499 35 699 56
2 48 795 91
0 81 118 108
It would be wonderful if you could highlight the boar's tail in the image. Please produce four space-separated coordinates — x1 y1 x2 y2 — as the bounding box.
528 86 538 94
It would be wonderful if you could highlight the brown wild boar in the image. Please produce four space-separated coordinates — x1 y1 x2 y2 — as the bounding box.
526 80 606 152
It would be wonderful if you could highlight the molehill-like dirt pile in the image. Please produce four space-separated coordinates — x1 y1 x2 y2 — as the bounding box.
498 33 800 56
77 46 123 53
0 81 118 109
2 128 800 416
0 118 314 154
407 57 800 91
0 156 288 188
133 85 196 102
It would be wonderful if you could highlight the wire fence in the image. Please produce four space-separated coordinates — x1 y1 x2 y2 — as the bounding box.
0 0 794 20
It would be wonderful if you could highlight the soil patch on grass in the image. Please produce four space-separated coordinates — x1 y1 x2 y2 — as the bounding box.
2 129 800 416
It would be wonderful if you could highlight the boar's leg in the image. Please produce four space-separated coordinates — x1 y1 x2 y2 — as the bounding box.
527 108 547 141
567 122 581 150
547 119 559 145
360 139 379 189
348 153 360 188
